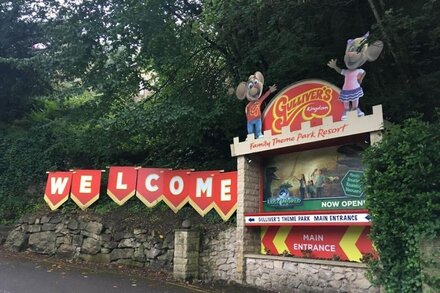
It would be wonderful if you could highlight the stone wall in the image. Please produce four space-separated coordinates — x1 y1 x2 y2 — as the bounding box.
174 229 199 280
235 156 262 283
0 225 12 245
245 255 378 293
199 226 236 282
4 212 378 292
421 238 440 292
198 224 377 292
4 213 174 270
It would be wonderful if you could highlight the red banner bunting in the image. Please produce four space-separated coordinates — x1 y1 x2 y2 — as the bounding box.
70 170 102 210
213 171 238 221
188 171 220 216
107 166 138 205
135 168 168 207
43 167 237 221
162 170 191 212
44 172 72 210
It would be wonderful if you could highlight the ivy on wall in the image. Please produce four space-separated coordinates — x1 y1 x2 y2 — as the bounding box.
363 116 440 292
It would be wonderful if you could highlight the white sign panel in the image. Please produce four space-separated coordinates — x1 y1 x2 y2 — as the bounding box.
245 212 371 226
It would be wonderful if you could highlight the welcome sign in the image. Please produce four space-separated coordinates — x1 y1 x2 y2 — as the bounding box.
44 167 237 221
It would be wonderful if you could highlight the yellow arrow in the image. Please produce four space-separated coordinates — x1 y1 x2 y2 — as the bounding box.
273 226 292 255
339 226 364 262
260 226 268 254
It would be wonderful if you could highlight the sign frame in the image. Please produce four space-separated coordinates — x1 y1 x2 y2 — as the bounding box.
245 210 372 227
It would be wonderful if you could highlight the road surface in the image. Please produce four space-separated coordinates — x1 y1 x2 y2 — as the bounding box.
0 250 208 293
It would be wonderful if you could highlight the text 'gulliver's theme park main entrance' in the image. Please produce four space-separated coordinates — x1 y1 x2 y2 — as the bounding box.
231 77 384 263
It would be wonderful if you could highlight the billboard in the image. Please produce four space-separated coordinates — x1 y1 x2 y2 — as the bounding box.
262 143 367 212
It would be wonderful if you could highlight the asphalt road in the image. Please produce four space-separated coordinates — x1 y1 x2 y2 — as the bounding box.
0 252 207 293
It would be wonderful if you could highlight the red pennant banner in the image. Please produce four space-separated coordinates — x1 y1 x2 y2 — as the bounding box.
135 168 167 207
162 170 191 213
70 170 102 210
44 171 72 210
107 166 138 205
44 167 238 221
188 171 220 216
213 171 238 221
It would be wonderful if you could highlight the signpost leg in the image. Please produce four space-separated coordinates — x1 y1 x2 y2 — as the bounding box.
235 156 261 283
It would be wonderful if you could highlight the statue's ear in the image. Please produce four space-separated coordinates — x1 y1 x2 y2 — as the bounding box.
367 41 384 61
254 71 264 85
235 82 247 100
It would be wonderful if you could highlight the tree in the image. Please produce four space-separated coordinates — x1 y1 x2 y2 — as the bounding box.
36 0 440 122
1 0 440 224
363 116 440 292
0 0 51 123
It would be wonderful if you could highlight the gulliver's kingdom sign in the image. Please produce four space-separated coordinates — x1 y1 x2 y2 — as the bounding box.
231 74 383 262
263 80 345 134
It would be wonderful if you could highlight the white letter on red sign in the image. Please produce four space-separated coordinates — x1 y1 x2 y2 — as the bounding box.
145 174 159 192
70 170 101 210
220 179 232 201
79 175 92 193
116 172 127 189
50 177 70 195
44 172 73 211
170 176 184 195
196 177 212 198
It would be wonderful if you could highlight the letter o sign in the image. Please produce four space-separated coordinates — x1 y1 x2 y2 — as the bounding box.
169 176 184 195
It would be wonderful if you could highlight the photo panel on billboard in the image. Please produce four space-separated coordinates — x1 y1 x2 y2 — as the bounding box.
262 142 368 212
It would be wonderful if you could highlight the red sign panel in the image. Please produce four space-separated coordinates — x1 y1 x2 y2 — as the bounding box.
135 168 168 207
162 170 191 212
107 166 138 205
188 171 219 216
44 171 72 210
213 171 238 221
70 170 102 210
263 80 344 135
43 168 238 221
261 225 375 262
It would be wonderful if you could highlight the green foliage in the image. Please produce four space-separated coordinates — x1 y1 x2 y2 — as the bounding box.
35 0 440 123
0 82 238 221
0 0 51 122
363 116 440 292
1 0 440 228
368 0 440 121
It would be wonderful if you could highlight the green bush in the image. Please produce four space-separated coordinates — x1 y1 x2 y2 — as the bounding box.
363 116 440 292
0 83 238 223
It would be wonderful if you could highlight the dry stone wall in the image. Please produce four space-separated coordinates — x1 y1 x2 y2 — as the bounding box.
173 229 200 280
4 213 174 270
245 255 378 293
421 238 440 292
4 213 377 293
197 224 376 292
199 226 236 282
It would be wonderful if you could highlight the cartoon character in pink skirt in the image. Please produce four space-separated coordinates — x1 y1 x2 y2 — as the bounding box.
328 32 383 120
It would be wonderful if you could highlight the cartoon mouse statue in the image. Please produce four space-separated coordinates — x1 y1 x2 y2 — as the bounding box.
235 72 277 138
327 32 383 120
